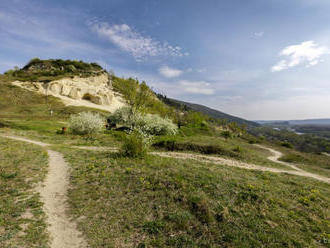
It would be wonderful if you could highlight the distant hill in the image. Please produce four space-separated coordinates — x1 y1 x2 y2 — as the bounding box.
157 95 259 127
257 119 330 126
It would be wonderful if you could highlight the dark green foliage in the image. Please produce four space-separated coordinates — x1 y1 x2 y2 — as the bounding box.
157 95 259 128
188 193 214 225
281 141 293 148
6 58 103 82
232 146 242 153
112 76 175 118
0 120 8 128
120 133 148 158
153 138 241 158
143 220 165 234
251 126 330 153
221 130 232 139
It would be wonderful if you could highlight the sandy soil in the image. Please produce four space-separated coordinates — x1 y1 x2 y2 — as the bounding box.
2 135 87 248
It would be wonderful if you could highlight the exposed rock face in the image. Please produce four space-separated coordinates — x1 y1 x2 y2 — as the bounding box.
12 73 126 112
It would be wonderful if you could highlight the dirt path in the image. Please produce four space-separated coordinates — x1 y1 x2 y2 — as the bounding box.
254 144 303 171
71 143 330 184
2 135 87 248
151 151 330 184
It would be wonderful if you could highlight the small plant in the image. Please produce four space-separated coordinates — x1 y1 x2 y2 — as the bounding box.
233 146 242 153
221 130 232 139
69 111 104 135
120 132 150 158
281 141 293 149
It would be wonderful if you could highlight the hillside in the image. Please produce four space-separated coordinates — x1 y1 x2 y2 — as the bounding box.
1 59 330 248
5 58 104 82
157 95 259 128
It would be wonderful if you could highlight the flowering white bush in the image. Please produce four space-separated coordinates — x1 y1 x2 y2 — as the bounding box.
135 114 178 136
69 112 104 135
109 107 178 136
109 106 134 126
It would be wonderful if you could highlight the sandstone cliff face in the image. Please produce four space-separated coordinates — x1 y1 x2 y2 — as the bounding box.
12 73 126 112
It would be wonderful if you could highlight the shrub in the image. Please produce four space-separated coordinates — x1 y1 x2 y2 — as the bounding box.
221 130 232 139
153 139 241 158
281 141 293 149
121 132 149 158
69 112 104 135
108 106 134 126
109 107 178 136
135 113 178 136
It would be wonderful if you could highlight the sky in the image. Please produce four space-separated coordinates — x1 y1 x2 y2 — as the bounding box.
1 0 330 120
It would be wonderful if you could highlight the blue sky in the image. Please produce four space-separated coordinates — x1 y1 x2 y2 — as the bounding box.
1 0 330 120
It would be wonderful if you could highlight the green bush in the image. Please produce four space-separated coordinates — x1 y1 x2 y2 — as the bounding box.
281 141 293 149
69 112 104 135
221 130 232 139
121 132 149 158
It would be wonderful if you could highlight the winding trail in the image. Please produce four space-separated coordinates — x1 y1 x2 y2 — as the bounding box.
2 135 87 248
151 151 330 184
254 144 303 171
71 143 330 184
323 152 330 157
2 134 329 248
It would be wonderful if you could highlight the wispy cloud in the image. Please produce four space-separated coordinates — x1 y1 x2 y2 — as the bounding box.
253 31 264 38
0 4 112 72
158 65 183 78
271 41 329 72
90 22 188 61
179 80 214 95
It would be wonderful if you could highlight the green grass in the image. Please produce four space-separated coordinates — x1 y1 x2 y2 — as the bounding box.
152 135 290 170
1 70 330 247
0 138 49 248
278 148 330 177
56 147 330 248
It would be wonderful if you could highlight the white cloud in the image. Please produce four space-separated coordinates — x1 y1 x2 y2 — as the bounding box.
253 31 264 38
158 65 183 78
271 41 329 72
178 80 214 95
90 22 187 61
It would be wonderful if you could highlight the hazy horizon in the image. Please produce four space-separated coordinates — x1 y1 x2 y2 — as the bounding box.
1 0 330 120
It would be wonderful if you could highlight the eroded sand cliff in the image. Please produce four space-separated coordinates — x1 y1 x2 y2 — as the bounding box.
12 73 126 112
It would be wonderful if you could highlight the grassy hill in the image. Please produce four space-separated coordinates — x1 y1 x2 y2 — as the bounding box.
157 95 259 128
1 59 329 248
4 58 104 83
